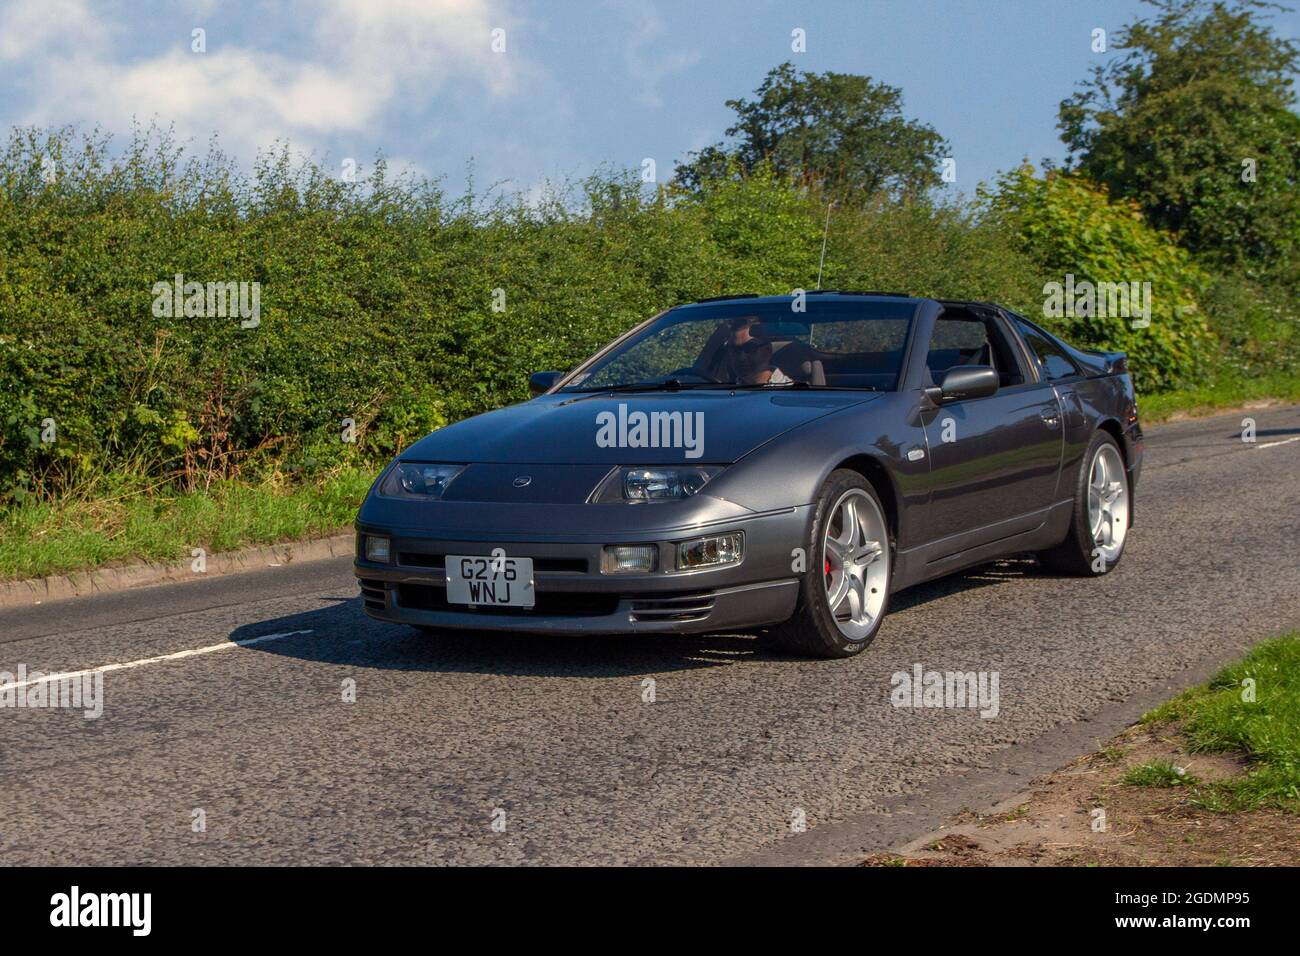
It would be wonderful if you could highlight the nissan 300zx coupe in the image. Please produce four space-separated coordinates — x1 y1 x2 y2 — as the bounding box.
354 293 1142 658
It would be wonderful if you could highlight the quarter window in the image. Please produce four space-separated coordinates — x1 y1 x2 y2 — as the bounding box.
1014 318 1080 381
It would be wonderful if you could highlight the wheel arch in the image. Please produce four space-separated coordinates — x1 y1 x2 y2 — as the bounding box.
1096 417 1127 466
831 453 900 546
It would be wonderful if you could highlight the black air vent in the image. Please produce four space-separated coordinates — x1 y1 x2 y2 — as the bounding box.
358 578 388 611
396 584 616 617
629 590 716 623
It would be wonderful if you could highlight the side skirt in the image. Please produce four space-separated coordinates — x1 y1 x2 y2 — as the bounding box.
890 499 1074 592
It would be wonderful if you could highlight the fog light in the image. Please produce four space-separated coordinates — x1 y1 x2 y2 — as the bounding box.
677 532 743 570
365 535 391 562
600 545 658 574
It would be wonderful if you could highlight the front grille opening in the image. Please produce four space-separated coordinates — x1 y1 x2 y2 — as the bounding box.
535 557 589 573
629 590 716 623
396 584 617 617
398 553 588 574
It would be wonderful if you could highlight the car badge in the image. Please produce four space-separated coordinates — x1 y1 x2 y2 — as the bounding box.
512 476 533 488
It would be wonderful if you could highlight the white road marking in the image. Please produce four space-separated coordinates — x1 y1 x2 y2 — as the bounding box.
0 629 313 693
1257 436 1300 450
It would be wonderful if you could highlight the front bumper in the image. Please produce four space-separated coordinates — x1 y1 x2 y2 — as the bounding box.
353 505 808 635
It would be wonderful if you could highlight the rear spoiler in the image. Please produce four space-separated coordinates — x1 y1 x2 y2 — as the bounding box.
1071 346 1128 378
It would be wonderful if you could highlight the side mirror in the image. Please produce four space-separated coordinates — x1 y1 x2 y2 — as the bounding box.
528 370 564 396
939 365 998 402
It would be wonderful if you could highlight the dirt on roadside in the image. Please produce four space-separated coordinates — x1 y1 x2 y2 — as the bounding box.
863 722 1299 867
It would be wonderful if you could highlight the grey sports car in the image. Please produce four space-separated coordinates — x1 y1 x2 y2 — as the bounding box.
354 293 1142 658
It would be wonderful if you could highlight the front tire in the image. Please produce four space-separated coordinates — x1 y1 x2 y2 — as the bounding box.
766 470 892 658
1038 430 1131 576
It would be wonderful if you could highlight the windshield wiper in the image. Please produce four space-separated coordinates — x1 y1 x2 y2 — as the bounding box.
730 382 878 391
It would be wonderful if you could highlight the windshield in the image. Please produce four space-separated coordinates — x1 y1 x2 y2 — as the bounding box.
562 299 916 392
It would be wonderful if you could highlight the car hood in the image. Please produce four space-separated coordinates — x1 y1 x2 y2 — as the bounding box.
400 390 880 466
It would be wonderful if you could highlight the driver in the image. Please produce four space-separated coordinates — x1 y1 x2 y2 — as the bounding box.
694 316 792 386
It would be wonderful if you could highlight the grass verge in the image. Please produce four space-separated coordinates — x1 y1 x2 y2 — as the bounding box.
1138 633 1300 812
0 468 374 581
863 633 1299 866
1137 372 1300 423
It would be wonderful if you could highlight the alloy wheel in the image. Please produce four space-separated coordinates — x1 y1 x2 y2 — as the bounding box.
1088 444 1129 566
822 488 889 640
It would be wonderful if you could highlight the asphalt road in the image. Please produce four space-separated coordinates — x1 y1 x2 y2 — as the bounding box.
2 405 1298 865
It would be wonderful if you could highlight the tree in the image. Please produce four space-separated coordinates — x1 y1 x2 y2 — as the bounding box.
1058 0 1300 286
984 165 1213 391
674 62 947 202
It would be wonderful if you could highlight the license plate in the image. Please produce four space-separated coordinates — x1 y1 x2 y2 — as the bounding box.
445 555 535 608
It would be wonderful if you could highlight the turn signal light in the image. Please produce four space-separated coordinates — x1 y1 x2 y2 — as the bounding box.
676 532 744 570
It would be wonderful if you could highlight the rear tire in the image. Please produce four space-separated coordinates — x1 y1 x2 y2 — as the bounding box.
1038 431 1130 576
766 470 892 658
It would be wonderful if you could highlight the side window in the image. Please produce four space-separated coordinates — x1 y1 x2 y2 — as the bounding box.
1014 319 1080 381
926 313 1026 387
925 317 988 381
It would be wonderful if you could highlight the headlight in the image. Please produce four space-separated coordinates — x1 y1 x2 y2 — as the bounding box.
379 462 465 499
590 466 723 503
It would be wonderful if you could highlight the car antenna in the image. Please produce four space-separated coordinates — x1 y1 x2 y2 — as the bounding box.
816 200 836 290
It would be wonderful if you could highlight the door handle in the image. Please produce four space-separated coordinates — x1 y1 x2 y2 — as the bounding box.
1040 406 1060 428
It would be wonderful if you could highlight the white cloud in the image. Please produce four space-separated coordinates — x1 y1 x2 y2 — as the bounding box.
621 6 700 110
0 0 106 62
0 0 530 159
313 0 525 101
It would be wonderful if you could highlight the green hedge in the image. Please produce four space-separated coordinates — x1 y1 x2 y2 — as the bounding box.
981 167 1216 392
0 130 1285 504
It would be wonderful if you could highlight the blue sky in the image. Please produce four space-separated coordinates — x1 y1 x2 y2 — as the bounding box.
2 0 1296 199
